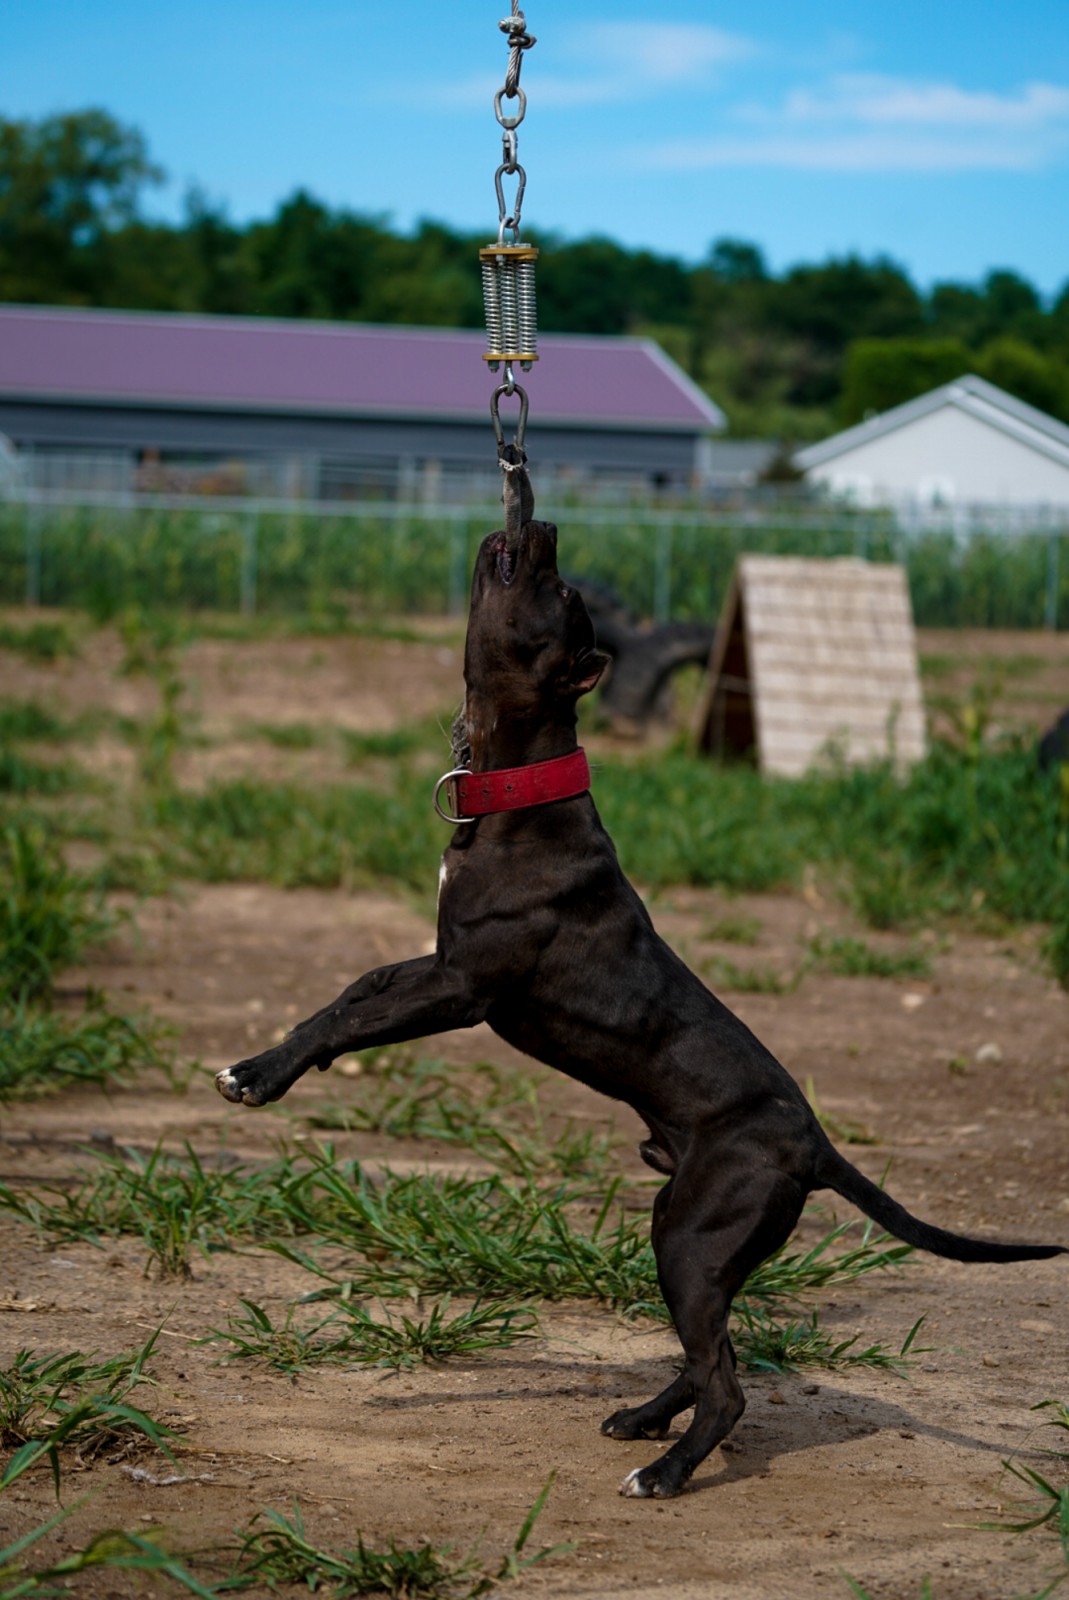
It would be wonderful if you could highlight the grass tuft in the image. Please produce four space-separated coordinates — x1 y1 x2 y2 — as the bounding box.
732 1306 929 1374
700 955 796 995
0 620 77 663
806 933 933 980
0 1143 310 1277
212 1295 539 1374
0 999 178 1101
0 1331 177 1495
223 1475 567 1598
308 1053 617 1180
0 824 114 1005
973 1398 1069 1595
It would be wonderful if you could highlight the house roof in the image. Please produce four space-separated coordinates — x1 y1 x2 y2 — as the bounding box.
795 374 1069 474
0 305 725 436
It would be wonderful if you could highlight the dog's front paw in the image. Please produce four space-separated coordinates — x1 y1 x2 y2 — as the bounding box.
214 1048 301 1107
601 1407 669 1441
215 1061 270 1106
619 1459 689 1499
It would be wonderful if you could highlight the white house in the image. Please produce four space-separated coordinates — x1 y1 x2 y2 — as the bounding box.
795 375 1069 513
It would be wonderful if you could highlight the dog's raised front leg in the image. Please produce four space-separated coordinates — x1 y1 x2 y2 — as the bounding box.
215 955 486 1107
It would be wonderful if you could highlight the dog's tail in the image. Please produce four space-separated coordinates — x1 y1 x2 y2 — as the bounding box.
815 1146 1065 1263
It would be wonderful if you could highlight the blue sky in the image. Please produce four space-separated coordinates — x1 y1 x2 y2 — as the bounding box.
5 0 1069 296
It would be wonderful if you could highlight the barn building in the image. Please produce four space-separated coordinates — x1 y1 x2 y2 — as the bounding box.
0 305 725 499
794 375 1069 513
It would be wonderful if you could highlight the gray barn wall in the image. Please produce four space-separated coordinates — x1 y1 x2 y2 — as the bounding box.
0 400 699 482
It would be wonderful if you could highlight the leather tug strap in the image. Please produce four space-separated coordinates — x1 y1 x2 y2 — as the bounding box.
434 748 590 824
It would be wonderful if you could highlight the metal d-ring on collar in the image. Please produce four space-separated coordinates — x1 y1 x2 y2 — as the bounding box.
433 767 475 825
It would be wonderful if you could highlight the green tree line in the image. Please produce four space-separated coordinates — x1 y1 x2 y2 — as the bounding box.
3 108 1069 441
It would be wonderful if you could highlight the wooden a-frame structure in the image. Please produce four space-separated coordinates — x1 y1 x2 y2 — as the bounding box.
695 555 926 777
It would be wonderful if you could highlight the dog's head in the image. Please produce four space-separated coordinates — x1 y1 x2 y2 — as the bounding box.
464 520 607 724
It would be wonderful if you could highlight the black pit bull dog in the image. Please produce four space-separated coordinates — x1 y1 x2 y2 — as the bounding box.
217 517 1064 1500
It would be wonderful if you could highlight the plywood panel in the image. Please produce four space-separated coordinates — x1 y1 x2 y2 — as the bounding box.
696 555 926 776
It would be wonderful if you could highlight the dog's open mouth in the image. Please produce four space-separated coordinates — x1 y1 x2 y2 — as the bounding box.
492 533 516 586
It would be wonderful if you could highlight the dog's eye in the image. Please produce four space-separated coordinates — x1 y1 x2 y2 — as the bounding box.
558 584 571 601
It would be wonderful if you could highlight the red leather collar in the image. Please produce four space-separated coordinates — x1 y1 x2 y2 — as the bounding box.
434 748 591 823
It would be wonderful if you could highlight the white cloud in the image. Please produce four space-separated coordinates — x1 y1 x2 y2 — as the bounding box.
638 132 1056 174
778 75 1069 129
642 71 1069 174
406 21 757 114
567 22 756 85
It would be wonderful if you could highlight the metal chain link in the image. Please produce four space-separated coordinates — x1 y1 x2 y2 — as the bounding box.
493 4 535 244
482 2 538 462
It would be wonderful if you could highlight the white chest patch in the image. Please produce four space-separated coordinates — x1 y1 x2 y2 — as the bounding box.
437 856 449 909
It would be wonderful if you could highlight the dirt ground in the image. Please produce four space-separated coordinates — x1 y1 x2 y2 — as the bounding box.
1 617 1068 1600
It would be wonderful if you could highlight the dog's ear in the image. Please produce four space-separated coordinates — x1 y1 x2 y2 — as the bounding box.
571 649 609 697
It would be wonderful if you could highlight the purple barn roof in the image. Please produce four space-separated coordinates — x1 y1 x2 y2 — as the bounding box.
0 306 724 434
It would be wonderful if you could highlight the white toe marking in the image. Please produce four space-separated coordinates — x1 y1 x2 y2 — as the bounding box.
620 1468 648 1498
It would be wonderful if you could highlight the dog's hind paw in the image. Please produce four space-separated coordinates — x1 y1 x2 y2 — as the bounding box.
619 1460 688 1499
602 1408 669 1441
619 1467 653 1498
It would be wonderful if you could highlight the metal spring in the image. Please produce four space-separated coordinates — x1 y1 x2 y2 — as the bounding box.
481 257 502 357
480 245 539 370
499 260 519 358
515 257 537 362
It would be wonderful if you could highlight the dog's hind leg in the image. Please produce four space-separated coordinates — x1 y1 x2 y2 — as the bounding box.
618 1163 804 1499
602 1370 693 1442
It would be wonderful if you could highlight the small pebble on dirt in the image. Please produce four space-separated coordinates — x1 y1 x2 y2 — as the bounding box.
975 1041 1003 1064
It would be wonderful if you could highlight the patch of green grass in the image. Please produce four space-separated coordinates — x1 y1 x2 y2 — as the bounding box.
0 823 114 1004
973 1399 1069 1597
744 1217 913 1306
223 1477 565 1598
247 721 322 750
268 1154 911 1323
602 738 1069 969
341 723 442 763
732 1305 928 1374
0 1143 310 1278
1046 918 1069 991
700 954 795 994
307 1054 617 1181
984 652 1050 682
806 933 933 980
843 1580 935 1600
0 620 77 664
700 912 763 946
919 654 958 680
0 1523 218 1600
0 1331 177 1494
0 999 179 1101
0 750 89 798
116 606 189 793
0 704 70 743
213 1295 538 1374
275 1164 662 1314
152 775 441 896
